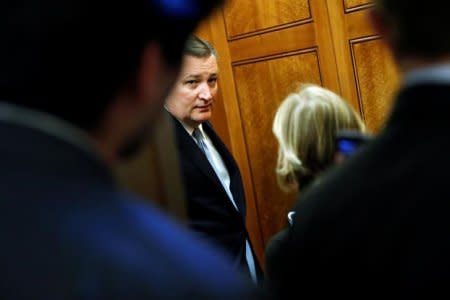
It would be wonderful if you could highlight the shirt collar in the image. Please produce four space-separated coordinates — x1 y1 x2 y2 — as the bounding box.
180 121 204 136
164 108 205 136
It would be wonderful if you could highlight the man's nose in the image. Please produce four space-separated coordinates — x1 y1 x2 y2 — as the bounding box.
198 82 212 101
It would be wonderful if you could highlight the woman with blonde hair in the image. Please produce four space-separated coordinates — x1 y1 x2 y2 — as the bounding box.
265 84 366 284
273 83 366 192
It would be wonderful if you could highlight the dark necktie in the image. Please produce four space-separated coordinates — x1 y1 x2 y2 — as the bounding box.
193 127 208 155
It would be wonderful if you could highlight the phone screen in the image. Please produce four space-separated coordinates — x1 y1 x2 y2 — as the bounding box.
337 138 361 156
335 130 372 157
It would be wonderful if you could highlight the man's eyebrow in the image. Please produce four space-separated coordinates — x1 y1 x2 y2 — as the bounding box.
182 74 201 80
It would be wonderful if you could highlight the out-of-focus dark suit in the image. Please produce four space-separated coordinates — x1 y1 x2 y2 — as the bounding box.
0 114 258 299
265 82 450 299
170 113 262 282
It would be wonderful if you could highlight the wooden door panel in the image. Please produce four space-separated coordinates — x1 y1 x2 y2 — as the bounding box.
351 37 399 131
344 0 372 11
228 23 315 62
233 52 322 243
346 8 376 37
328 1 399 132
224 0 311 38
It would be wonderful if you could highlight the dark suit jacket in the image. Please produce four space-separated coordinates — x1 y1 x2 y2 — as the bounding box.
170 114 262 282
0 119 258 299
264 83 450 299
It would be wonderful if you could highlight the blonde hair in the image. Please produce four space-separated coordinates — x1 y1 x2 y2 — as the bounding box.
273 84 365 192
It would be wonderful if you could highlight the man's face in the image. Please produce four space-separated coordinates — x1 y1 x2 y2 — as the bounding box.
165 54 219 127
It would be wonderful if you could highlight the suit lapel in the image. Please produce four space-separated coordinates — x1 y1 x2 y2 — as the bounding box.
203 122 246 215
170 115 233 201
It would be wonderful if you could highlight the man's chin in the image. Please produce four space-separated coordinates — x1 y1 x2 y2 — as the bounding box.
194 113 212 123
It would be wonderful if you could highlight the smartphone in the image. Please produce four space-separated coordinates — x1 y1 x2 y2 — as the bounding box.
335 130 372 157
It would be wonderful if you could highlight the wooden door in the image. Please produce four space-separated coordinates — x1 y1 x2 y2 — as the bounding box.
327 0 400 132
196 0 400 266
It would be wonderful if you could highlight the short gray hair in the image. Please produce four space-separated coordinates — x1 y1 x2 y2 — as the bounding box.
183 35 217 58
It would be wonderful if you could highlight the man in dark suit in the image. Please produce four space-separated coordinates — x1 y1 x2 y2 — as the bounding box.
0 1 260 299
264 0 450 298
165 35 262 283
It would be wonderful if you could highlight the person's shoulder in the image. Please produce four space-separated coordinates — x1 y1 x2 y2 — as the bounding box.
292 143 380 225
64 191 259 299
